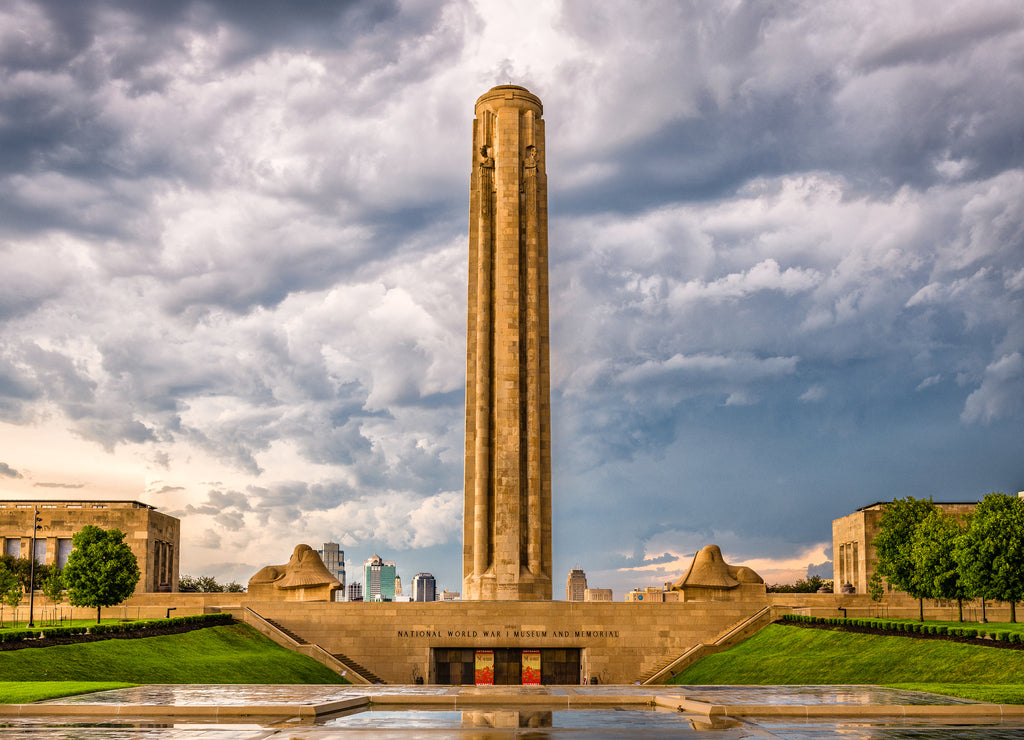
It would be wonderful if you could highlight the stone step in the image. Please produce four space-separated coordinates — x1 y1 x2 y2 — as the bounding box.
264 618 308 645
332 652 384 684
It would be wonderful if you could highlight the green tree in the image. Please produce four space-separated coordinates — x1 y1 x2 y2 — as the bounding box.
63 526 140 623
41 567 64 624
867 570 884 604
0 554 34 591
179 574 223 592
0 566 20 627
766 576 833 593
179 574 246 593
873 496 937 620
954 492 1024 623
911 509 968 621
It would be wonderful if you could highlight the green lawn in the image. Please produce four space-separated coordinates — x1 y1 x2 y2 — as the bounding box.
669 623 1024 703
0 682 136 703
0 623 348 693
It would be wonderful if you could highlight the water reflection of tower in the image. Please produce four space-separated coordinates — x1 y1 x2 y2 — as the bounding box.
462 710 553 729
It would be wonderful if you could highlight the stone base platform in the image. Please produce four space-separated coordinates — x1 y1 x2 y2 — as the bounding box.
230 599 775 684
4 685 1023 726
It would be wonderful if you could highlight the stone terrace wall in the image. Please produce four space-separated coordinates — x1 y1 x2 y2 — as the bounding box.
238 599 769 684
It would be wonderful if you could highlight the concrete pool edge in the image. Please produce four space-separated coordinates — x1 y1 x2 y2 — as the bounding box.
4 686 1024 721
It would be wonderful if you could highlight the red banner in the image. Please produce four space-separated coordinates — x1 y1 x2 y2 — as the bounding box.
474 650 494 685
521 649 541 685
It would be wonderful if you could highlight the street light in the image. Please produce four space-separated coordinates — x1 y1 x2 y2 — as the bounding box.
28 506 42 628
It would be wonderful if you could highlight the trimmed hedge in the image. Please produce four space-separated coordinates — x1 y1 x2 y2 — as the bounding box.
38 625 87 638
779 613 1016 644
0 612 233 645
1 630 35 643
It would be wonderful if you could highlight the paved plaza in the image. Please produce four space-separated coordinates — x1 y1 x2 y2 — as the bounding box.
2 685 1024 738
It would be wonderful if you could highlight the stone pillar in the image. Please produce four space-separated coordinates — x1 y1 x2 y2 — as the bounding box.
464 85 552 601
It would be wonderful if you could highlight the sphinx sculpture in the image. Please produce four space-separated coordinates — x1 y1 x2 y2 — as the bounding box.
668 544 765 601
248 543 341 601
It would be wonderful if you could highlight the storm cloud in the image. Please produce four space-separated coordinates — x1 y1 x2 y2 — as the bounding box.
0 0 1021 596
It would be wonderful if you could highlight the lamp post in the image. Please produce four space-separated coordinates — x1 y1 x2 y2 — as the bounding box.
27 506 42 628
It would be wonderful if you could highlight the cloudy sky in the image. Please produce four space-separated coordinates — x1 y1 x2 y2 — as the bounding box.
1 0 1022 597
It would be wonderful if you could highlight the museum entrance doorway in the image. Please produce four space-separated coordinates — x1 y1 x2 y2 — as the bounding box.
431 648 581 685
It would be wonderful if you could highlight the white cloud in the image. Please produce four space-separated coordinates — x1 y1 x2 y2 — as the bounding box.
799 385 826 402
962 352 1024 424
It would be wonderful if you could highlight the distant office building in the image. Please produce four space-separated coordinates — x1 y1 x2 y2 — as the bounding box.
347 582 363 602
363 554 397 601
394 573 402 597
412 572 437 602
440 589 460 601
625 587 679 603
584 588 613 602
566 568 587 601
317 542 346 599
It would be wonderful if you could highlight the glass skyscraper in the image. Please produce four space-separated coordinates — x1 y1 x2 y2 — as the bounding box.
363 553 397 601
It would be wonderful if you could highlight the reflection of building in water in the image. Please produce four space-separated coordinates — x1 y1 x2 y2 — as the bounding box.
462 710 553 728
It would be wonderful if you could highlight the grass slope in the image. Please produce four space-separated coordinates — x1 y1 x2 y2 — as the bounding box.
670 624 1024 703
0 623 347 687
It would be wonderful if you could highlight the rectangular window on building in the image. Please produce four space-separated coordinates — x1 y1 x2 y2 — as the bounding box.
41 504 57 509
66 504 81 508
5 538 21 558
33 539 46 563
57 538 73 568
91 504 107 509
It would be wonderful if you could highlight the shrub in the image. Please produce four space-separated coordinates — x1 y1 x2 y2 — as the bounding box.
996 631 1011 641
40 626 77 639
0 630 33 643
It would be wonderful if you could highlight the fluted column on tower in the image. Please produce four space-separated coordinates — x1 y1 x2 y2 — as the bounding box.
463 85 552 601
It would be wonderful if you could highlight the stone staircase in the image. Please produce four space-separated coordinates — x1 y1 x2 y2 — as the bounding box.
263 618 308 645
331 651 383 684
640 605 774 685
236 607 382 684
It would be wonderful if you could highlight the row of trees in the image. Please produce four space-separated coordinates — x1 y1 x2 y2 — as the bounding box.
0 526 139 625
872 492 1024 622
178 574 245 593
767 575 833 593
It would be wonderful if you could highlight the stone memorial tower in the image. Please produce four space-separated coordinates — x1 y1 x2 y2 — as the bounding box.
463 85 552 601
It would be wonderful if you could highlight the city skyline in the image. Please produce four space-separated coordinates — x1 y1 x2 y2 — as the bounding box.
0 1 1022 599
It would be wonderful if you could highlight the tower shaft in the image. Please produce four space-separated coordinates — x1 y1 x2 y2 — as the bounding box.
463 85 552 601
